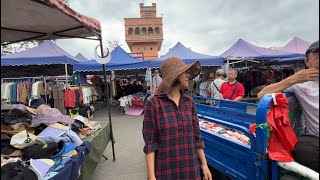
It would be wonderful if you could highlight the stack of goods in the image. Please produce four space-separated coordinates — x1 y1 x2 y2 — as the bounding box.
0 100 100 180
131 92 150 107
199 119 251 146
118 92 150 108
118 95 134 108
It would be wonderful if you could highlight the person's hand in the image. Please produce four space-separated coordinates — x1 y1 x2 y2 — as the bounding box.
148 176 156 180
289 68 319 83
202 165 212 180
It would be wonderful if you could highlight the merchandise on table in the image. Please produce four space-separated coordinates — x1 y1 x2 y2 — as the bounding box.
0 102 94 180
118 92 150 108
199 119 250 145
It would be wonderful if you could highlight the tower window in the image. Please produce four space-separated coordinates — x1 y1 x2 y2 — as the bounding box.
128 27 133 35
150 47 153 50
141 27 147 34
148 27 153 34
155 27 160 34
135 27 140 35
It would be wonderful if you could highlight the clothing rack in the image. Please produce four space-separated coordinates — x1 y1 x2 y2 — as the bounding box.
1 76 49 104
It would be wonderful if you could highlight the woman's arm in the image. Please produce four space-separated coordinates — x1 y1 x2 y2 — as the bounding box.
146 152 156 180
143 99 159 179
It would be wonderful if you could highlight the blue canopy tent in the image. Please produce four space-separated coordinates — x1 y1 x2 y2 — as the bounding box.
1 40 81 78
149 42 224 68
1 40 80 66
73 46 150 72
75 53 89 62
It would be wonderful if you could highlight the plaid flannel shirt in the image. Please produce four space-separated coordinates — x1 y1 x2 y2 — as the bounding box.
143 93 205 180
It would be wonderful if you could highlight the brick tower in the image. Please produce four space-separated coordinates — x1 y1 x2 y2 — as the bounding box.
124 3 163 60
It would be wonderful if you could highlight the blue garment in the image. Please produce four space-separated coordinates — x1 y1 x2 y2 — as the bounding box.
11 83 17 103
50 142 92 180
71 73 88 86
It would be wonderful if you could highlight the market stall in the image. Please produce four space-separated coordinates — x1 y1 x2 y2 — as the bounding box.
73 46 151 72
73 46 152 115
220 39 305 100
1 0 115 179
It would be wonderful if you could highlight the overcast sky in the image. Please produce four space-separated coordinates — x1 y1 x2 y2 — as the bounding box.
56 0 319 60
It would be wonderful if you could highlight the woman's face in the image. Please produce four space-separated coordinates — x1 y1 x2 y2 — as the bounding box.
305 53 319 70
177 71 190 89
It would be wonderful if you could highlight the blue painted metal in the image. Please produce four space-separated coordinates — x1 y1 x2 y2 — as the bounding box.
195 96 279 180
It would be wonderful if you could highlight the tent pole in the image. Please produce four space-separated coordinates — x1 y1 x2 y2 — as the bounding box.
65 64 68 88
99 37 116 162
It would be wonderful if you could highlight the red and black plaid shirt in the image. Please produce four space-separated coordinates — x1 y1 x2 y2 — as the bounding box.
143 93 205 180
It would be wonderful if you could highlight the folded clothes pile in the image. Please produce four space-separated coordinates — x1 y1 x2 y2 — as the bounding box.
199 119 251 146
1 100 94 180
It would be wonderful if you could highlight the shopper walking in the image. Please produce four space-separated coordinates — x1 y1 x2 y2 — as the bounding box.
152 69 162 95
143 57 212 180
210 69 226 99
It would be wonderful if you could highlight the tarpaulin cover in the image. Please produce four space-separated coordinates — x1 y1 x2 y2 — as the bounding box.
1 0 101 43
1 41 80 66
149 42 224 68
79 122 110 180
221 39 304 60
73 46 150 72
75 53 89 62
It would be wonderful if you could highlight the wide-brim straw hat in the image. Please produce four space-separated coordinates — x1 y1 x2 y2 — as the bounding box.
155 57 201 95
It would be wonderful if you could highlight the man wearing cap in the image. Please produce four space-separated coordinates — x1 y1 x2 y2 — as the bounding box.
258 40 319 173
143 57 212 180
152 69 162 95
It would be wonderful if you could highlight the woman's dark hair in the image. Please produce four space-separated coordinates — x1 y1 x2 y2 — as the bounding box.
172 79 181 87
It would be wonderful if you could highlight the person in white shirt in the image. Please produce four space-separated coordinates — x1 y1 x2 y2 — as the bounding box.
258 40 319 173
152 69 162 95
210 69 226 99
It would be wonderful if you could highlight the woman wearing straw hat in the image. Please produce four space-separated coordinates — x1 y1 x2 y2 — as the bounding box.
143 57 212 180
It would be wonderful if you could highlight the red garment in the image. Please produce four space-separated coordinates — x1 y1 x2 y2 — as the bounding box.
267 93 298 162
64 89 76 108
220 82 245 100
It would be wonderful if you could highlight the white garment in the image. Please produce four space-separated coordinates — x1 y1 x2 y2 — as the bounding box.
32 81 40 98
284 81 319 137
211 79 226 99
145 69 152 87
152 75 162 88
199 82 208 97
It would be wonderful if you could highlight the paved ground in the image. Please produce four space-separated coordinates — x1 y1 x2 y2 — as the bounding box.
91 103 257 180
92 105 147 180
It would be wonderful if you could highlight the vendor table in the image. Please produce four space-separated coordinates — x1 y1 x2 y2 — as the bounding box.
79 121 111 180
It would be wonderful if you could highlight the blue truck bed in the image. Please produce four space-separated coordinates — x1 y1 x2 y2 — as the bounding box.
195 96 279 180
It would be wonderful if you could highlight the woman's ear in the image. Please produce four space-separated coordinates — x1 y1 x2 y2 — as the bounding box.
304 57 309 69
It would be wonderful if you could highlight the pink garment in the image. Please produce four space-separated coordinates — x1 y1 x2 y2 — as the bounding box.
30 107 74 127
